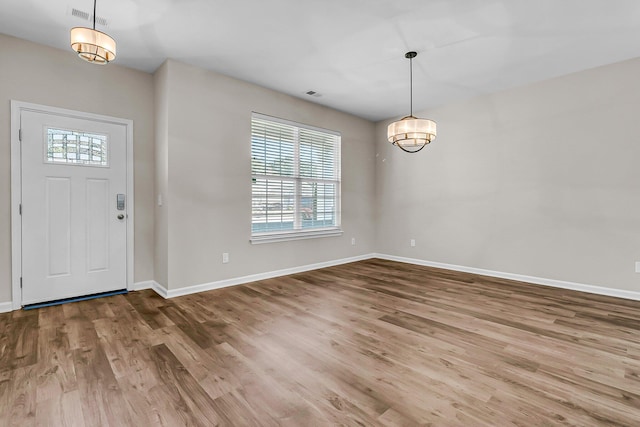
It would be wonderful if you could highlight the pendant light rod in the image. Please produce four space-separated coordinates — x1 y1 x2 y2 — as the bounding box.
92 0 97 30
406 51 417 117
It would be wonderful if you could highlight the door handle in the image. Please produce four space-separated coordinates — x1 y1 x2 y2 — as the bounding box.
117 214 125 220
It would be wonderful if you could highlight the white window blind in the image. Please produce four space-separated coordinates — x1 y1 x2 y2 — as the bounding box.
251 112 341 242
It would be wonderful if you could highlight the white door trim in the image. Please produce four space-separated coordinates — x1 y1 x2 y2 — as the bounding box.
10 100 134 310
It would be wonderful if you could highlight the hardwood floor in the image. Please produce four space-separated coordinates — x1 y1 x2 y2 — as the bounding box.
1 258 640 426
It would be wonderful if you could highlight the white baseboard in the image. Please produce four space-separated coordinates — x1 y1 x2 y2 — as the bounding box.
3 254 633 310
151 281 169 298
0 301 13 313
137 252 640 303
374 253 640 302
132 280 168 298
160 253 375 299
131 280 155 291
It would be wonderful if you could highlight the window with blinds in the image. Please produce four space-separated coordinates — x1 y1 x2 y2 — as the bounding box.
251 113 341 242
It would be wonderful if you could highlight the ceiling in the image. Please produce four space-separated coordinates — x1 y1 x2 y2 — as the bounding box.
2 0 640 121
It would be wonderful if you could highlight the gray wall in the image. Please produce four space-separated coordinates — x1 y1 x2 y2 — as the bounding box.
2 32 637 304
0 34 155 304
375 57 640 292
159 60 376 290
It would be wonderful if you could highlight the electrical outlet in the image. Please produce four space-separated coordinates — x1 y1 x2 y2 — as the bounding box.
636 261 640 273
222 252 229 264
351 237 356 246
410 239 416 247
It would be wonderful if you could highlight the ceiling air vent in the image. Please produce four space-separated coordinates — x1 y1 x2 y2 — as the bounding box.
71 8 109 26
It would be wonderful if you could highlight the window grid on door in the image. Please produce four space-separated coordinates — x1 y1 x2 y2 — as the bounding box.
45 127 109 167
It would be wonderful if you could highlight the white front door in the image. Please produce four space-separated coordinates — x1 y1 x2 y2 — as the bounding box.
21 110 128 305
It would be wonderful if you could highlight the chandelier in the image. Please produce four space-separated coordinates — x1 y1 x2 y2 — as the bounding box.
70 0 116 64
387 51 437 153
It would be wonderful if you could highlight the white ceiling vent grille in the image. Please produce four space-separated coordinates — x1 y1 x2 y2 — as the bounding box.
71 8 109 27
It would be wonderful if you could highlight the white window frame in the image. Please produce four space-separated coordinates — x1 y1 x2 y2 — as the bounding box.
250 112 342 244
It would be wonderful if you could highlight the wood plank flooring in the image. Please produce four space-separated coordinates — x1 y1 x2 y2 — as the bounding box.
1 258 640 426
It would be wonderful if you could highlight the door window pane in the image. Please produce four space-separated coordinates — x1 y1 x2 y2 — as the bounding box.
45 128 109 167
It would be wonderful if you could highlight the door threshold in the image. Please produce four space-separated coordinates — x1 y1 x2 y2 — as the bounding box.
23 289 128 310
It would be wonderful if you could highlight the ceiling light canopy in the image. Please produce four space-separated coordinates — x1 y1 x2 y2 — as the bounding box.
70 0 116 64
387 51 436 153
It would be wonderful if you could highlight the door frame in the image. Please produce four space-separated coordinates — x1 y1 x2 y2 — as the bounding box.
10 100 134 310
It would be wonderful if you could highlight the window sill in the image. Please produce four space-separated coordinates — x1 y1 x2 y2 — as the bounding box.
251 228 343 244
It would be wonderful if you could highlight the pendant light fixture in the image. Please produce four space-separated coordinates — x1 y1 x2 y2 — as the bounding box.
70 0 116 64
387 51 437 153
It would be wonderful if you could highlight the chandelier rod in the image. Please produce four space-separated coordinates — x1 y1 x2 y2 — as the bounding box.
409 54 413 117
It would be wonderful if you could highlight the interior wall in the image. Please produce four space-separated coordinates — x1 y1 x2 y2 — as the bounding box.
161 60 376 290
375 57 640 292
0 34 155 304
4 32 636 303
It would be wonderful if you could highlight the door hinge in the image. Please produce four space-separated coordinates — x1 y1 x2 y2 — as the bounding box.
19 204 22 215
20 277 22 289
18 129 22 142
